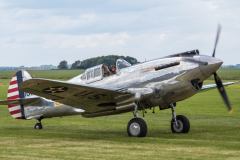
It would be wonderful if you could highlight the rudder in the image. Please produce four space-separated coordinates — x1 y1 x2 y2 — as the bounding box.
7 70 32 119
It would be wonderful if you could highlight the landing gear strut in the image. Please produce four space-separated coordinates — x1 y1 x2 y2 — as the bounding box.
127 102 147 137
34 119 43 129
170 103 190 133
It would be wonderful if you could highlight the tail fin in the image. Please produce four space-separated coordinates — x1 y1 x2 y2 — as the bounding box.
7 70 32 119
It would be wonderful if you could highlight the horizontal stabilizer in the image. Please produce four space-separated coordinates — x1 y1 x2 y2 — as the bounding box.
0 97 41 106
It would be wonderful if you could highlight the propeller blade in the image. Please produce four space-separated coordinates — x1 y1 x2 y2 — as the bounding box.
212 24 221 57
213 72 233 113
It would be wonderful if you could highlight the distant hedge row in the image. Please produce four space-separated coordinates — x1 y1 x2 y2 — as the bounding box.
0 70 85 80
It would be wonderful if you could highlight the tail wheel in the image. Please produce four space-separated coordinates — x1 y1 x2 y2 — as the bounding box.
171 115 190 133
127 118 147 137
34 123 42 129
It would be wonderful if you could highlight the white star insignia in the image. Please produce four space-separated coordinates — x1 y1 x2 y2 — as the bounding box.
44 87 66 93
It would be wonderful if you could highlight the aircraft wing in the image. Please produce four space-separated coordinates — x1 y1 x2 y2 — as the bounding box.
19 78 134 112
199 81 239 92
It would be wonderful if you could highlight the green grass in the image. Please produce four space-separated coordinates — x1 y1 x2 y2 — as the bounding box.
0 70 85 79
0 79 240 159
208 68 240 80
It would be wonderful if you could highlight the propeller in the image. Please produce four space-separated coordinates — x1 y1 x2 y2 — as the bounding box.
213 72 233 113
212 24 221 57
212 24 233 114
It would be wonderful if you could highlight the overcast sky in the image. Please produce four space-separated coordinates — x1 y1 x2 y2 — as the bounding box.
0 0 239 67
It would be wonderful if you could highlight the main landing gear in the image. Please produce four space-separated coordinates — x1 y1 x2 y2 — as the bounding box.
127 102 190 137
170 103 190 133
127 102 147 137
34 119 43 129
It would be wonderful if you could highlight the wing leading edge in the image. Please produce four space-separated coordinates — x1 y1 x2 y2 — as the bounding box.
199 81 239 92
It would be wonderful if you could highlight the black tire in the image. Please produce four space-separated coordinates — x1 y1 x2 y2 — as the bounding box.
127 118 147 137
171 115 190 133
34 123 43 129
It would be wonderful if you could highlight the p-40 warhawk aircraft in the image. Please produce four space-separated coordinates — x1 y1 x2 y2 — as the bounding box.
0 25 238 137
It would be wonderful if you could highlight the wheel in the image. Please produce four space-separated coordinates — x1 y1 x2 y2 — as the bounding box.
127 118 147 137
34 123 42 129
171 115 190 133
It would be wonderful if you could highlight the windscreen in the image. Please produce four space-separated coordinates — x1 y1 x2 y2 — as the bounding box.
116 59 131 72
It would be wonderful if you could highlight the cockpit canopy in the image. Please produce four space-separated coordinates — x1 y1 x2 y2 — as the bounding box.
80 59 131 84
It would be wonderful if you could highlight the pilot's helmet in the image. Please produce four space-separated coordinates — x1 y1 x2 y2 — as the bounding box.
110 65 116 70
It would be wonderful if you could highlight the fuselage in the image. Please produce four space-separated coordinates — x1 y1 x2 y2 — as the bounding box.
23 50 223 119
69 53 222 109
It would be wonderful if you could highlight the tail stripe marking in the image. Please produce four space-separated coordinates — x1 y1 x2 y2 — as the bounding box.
15 116 22 119
8 84 18 90
7 91 19 98
12 113 22 119
9 106 21 112
10 80 18 85
7 95 20 100
8 105 18 108
7 73 23 119
10 109 21 115
11 76 17 81
8 87 19 93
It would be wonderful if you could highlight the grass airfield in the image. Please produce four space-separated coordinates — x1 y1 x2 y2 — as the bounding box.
0 70 240 159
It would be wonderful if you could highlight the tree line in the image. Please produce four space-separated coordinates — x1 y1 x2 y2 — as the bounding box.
58 55 139 70
221 64 240 68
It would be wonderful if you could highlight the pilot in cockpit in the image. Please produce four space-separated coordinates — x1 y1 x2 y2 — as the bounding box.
110 65 116 74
